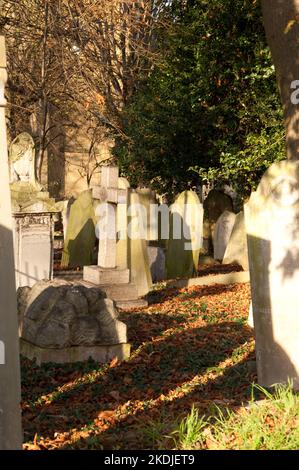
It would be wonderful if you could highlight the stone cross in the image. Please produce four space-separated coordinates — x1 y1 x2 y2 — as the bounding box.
0 35 22 449
93 166 127 269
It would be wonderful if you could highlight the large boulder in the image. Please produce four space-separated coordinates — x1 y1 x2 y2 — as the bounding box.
18 280 129 364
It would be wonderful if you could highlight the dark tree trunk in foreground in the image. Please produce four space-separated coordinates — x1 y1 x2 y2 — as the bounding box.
262 0 299 160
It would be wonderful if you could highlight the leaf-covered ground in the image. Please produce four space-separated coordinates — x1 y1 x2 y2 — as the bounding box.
21 282 256 450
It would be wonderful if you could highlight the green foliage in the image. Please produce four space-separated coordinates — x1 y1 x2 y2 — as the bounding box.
115 0 285 200
206 382 299 450
171 406 207 449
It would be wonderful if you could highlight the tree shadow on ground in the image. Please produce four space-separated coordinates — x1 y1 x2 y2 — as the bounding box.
21 320 255 448
146 283 243 306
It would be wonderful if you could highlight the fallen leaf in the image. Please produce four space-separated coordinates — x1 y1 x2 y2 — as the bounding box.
109 390 120 401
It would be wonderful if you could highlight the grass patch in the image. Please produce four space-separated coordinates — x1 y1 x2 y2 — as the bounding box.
172 382 299 450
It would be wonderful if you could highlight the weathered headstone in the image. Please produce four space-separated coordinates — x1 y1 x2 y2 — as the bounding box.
136 188 159 242
223 211 249 270
8 132 57 288
116 176 130 271
213 210 236 261
55 198 75 240
83 168 149 308
166 190 203 279
9 132 36 184
147 246 166 282
61 190 97 268
84 167 129 280
127 190 153 296
0 35 22 449
18 280 130 364
245 160 299 389
203 189 233 254
9 133 56 213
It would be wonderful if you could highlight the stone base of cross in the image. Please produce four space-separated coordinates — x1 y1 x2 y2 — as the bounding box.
83 166 130 285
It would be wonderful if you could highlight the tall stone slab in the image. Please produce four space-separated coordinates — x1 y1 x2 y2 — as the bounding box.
166 190 203 279
223 211 249 270
128 191 152 296
116 177 130 270
203 189 233 254
0 35 22 449
61 190 97 268
245 160 299 389
213 210 236 261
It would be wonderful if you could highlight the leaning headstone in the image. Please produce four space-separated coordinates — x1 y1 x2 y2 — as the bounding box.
203 189 233 254
223 211 249 270
0 35 22 449
245 160 299 390
61 190 96 267
213 210 236 261
166 190 203 279
18 280 130 364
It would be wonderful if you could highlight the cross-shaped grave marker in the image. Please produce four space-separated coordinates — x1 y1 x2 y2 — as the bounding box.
83 166 130 285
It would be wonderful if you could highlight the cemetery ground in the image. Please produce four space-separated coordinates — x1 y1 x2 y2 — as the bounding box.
20 281 299 450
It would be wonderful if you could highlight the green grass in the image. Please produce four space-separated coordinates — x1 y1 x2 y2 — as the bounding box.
171 406 206 449
172 383 299 450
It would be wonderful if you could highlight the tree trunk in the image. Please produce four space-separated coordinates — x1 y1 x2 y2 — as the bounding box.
261 0 299 160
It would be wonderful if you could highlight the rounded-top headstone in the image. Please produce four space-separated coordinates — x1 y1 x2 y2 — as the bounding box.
203 189 233 253
166 190 203 279
223 211 249 270
245 160 299 390
213 210 236 261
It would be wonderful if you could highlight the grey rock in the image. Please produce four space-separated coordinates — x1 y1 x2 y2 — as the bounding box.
18 279 127 349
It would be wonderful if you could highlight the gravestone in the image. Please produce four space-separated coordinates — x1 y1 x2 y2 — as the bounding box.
0 35 22 449
213 210 236 261
55 198 75 240
245 160 299 389
203 189 233 254
83 167 149 308
166 190 203 279
8 132 58 288
18 280 130 364
136 188 159 242
127 190 153 296
61 190 96 268
9 133 56 213
223 211 249 270
147 246 166 282
13 212 57 288
116 176 130 271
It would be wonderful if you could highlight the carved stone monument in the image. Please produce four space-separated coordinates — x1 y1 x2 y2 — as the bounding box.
0 34 22 449
245 160 299 390
83 167 148 309
9 132 55 213
8 133 58 288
